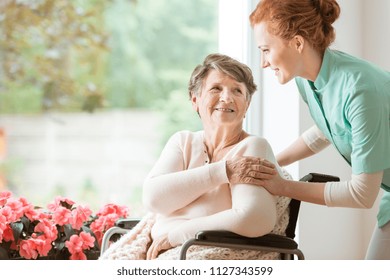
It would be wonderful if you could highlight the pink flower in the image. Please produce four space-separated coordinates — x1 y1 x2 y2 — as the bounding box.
19 239 39 260
96 203 129 218
70 205 92 230
89 204 128 246
35 219 58 242
65 235 83 254
35 238 52 256
32 211 51 221
18 237 52 259
92 231 103 247
0 191 11 206
47 196 75 212
0 215 6 242
52 206 72 226
65 232 95 260
4 199 23 221
90 215 106 232
1 225 14 243
0 206 15 223
18 197 38 220
90 216 108 245
65 232 95 252
70 251 87 260
79 231 95 250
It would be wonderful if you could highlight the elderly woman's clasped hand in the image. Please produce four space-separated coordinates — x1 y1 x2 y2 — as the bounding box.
226 156 277 185
146 234 173 260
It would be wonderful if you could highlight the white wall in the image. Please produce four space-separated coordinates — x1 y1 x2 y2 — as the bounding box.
359 0 390 253
259 0 390 259
362 0 390 70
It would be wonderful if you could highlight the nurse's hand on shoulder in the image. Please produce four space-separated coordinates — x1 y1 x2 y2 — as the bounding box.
226 156 277 185
257 171 287 196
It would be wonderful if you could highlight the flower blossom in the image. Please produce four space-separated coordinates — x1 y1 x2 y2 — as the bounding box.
52 206 72 226
47 196 75 212
89 204 128 246
3 199 23 221
19 239 39 259
35 219 58 242
0 191 11 206
70 205 92 230
96 203 129 218
65 232 95 260
0 205 22 242
18 197 38 220
0 215 7 243
0 206 15 223
31 234 53 256
3 227 14 242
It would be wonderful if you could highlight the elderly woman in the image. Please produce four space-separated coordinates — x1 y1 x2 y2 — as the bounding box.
101 53 290 260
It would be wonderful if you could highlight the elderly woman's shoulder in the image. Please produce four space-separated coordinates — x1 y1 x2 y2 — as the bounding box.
232 135 275 158
243 135 272 147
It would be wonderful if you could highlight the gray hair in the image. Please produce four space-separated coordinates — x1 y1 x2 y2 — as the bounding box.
188 53 257 100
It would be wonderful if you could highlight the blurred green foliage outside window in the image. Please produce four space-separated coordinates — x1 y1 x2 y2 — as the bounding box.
0 0 218 117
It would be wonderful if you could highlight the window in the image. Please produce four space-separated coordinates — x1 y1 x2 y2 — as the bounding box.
0 0 219 215
217 1 261 136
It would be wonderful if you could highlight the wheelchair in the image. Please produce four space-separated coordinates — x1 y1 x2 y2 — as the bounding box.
100 172 340 260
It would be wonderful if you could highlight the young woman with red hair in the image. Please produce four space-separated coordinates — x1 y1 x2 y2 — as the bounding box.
249 0 390 259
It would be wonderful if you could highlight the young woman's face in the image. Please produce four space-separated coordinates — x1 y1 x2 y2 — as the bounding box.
191 69 249 127
254 22 302 84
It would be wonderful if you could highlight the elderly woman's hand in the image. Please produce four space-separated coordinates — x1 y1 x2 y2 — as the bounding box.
226 156 277 186
146 234 173 260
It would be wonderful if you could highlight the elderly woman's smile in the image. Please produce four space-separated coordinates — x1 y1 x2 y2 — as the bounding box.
214 107 235 112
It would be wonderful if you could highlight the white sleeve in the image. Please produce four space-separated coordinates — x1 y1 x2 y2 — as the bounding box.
142 133 228 215
324 171 383 209
168 137 278 246
301 125 331 153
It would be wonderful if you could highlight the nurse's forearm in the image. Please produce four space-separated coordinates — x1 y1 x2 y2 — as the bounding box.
281 172 382 208
276 136 315 166
281 179 326 205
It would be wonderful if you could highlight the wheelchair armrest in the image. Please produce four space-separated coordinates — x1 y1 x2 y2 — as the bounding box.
300 172 340 183
194 230 298 250
114 218 141 229
100 218 141 255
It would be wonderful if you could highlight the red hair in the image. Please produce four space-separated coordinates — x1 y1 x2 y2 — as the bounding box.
250 0 340 53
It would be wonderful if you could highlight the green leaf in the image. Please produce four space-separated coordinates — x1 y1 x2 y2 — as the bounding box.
54 241 65 251
63 224 75 239
81 225 93 235
20 216 30 230
10 222 24 243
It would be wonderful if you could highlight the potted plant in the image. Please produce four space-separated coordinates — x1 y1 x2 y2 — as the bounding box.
0 191 128 260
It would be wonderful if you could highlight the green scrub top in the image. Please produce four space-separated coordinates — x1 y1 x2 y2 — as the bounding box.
295 48 390 227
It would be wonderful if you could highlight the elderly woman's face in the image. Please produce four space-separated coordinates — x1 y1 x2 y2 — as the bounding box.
191 69 249 127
